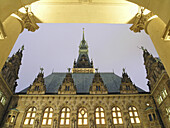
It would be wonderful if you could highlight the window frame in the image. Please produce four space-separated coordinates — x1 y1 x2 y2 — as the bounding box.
95 106 105 125
23 107 37 125
42 107 54 126
78 107 88 125
112 106 123 125
60 107 71 126
128 106 140 124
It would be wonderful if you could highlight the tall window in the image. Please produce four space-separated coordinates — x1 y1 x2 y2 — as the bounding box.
112 106 123 124
0 96 6 105
148 113 156 121
128 106 140 124
96 86 101 91
42 107 53 125
166 107 170 121
65 86 70 91
157 95 163 104
24 107 36 125
95 107 105 125
78 107 88 125
162 88 168 99
0 91 6 106
60 107 70 125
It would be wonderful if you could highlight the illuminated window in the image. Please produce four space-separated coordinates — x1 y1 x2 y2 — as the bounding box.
162 88 168 99
1 96 6 105
0 91 2 98
60 107 70 125
42 107 53 125
95 107 105 125
166 107 170 121
78 107 88 125
112 107 123 124
128 106 140 124
157 95 163 104
24 107 36 125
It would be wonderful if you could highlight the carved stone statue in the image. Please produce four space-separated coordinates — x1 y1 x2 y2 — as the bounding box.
90 118 95 128
34 118 39 128
34 114 41 128
107 118 114 128
53 118 57 128
71 118 77 128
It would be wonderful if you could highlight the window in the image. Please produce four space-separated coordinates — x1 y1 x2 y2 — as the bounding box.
126 86 130 90
24 107 36 125
96 86 100 91
0 91 6 106
42 107 53 125
157 95 163 104
112 106 123 124
148 113 155 121
0 91 2 98
95 107 105 125
65 86 70 91
148 114 152 121
35 86 39 91
78 107 88 125
162 88 168 99
166 107 170 121
1 96 6 105
128 106 140 124
60 107 70 125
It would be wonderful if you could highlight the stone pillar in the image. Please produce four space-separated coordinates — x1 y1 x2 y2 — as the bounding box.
145 17 170 77
0 16 24 71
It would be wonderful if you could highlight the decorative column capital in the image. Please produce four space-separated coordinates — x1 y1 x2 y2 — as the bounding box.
14 6 39 32
130 7 154 33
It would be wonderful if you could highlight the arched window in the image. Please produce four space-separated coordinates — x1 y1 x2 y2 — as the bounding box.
95 107 105 125
78 107 88 125
112 106 123 124
42 107 53 125
60 107 70 126
24 107 36 125
128 106 140 123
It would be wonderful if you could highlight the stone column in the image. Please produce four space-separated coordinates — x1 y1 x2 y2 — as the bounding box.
144 17 170 77
0 16 24 72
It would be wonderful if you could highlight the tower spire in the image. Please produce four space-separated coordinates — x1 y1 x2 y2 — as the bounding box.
82 28 85 41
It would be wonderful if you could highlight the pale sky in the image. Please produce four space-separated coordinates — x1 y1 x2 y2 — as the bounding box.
10 23 158 92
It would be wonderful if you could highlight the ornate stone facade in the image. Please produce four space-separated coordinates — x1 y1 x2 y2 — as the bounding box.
0 32 169 128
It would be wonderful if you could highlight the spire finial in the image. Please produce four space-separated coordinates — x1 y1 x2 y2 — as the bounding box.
67 68 71 73
21 45 25 51
123 68 126 73
82 28 85 41
40 67 44 73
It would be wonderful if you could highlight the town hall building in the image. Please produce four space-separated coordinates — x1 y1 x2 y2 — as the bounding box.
0 30 169 128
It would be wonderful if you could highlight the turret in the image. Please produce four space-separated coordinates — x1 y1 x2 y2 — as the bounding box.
141 47 165 91
1 45 24 93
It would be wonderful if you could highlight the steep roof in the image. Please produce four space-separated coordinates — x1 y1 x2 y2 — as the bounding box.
19 72 145 94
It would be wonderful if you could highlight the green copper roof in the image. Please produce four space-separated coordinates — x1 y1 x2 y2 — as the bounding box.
19 72 145 94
